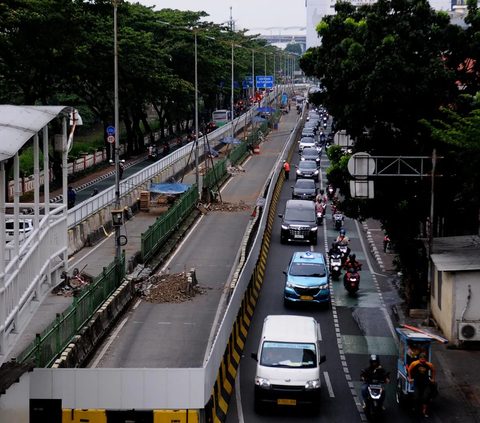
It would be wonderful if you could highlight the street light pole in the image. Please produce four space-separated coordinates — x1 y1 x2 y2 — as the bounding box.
252 50 255 99
113 0 121 262
231 42 235 139
194 31 199 192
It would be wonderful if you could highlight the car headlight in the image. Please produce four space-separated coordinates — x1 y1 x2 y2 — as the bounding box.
255 377 271 388
314 170 319 175
296 170 301 174
310 226 318 232
301 157 305 161
305 379 320 390
319 283 329 289
281 224 289 230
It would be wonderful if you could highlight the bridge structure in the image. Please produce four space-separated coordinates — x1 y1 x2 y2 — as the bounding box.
248 27 307 52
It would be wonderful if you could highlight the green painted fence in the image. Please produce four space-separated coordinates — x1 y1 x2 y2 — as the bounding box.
141 184 199 262
17 253 126 367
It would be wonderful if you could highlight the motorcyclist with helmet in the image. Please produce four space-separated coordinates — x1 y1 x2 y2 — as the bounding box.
315 189 327 204
361 354 390 408
328 242 340 258
336 229 350 245
344 253 361 271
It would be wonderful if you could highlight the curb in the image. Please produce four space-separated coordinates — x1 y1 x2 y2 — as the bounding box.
362 221 386 272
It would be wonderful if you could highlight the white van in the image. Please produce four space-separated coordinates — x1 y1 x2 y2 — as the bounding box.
251 315 326 413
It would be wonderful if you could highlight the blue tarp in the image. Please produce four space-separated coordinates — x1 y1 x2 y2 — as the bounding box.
150 183 191 194
206 146 219 156
252 116 265 122
220 136 242 145
256 106 276 113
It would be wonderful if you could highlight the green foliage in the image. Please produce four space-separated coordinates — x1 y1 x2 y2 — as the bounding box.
326 145 345 164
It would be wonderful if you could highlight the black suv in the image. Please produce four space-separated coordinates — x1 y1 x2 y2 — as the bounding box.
292 179 317 200
295 161 320 182
279 200 318 245
301 148 321 167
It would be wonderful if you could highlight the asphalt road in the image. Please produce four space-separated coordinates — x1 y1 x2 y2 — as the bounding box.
225 141 428 423
88 112 300 368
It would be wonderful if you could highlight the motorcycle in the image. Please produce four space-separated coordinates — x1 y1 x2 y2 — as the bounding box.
315 202 326 225
333 212 344 230
344 266 360 294
337 241 350 264
327 185 335 200
148 145 158 161
365 374 390 422
329 252 343 280
163 143 170 156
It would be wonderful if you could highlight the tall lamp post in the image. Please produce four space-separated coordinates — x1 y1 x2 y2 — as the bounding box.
157 22 219 194
113 0 121 262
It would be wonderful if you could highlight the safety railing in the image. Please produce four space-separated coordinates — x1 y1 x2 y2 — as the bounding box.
141 185 199 263
17 252 125 367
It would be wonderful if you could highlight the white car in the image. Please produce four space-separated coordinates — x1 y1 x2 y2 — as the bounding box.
298 137 316 152
5 218 34 241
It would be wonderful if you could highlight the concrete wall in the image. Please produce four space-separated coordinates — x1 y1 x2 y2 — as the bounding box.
431 268 454 341
431 269 480 343
0 371 30 423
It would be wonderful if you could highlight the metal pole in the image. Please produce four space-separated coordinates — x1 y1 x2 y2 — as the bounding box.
252 50 255 100
231 42 234 139
264 53 267 95
426 148 436 326
114 0 121 262
194 31 199 192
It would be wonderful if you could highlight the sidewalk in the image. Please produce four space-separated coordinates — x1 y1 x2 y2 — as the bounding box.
363 218 480 421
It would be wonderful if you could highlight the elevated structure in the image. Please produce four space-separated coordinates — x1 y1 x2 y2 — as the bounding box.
0 106 73 367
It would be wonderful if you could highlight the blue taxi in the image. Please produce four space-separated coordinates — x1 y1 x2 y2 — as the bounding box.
283 251 330 308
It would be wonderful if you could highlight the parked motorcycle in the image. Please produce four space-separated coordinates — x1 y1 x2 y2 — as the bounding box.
344 266 361 294
365 374 390 422
148 145 158 161
330 252 343 280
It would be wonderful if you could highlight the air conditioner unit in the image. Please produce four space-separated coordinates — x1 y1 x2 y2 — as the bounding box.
458 322 480 341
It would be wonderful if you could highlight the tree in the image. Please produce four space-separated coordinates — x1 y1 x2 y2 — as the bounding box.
285 43 302 56
299 0 473 306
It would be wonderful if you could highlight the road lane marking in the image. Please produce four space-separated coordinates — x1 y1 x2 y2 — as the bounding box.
91 316 129 368
323 371 335 397
132 299 141 310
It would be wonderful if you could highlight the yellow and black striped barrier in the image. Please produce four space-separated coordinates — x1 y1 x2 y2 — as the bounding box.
206 127 300 423
62 409 198 423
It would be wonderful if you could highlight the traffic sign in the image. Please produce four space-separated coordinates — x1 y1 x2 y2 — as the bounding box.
256 75 274 88
107 135 115 144
107 126 115 135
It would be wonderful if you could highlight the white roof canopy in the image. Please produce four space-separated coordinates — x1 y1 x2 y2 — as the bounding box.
0 105 71 162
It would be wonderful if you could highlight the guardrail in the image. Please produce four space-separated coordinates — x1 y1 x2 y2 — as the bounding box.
17 252 125 367
66 89 283 229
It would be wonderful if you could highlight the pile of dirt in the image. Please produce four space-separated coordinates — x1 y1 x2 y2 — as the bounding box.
208 200 251 212
141 273 209 304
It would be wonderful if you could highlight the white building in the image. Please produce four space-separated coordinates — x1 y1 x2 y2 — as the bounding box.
306 0 456 51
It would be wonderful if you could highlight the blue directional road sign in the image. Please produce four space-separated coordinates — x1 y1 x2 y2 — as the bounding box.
107 126 115 135
256 75 274 88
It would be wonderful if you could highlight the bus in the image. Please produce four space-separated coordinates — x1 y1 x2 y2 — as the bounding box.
212 109 231 127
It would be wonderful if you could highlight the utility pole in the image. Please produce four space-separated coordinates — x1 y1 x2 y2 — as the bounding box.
113 0 121 262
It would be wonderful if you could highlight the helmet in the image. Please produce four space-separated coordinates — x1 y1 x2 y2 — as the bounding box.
93 188 99 194
283 160 286 163
340 229 346 236
369 354 379 365
349 254 356 261
320 189 324 194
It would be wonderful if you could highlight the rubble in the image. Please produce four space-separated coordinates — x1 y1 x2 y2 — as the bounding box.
207 200 251 212
136 271 209 304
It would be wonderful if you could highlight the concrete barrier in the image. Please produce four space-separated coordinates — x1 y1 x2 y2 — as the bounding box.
52 280 135 368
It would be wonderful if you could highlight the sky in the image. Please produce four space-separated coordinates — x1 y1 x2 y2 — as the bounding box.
129 0 307 36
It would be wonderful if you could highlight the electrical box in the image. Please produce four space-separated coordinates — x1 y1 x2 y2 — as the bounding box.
111 209 124 227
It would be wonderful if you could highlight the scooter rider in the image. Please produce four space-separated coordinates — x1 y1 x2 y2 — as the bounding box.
328 242 340 258
67 186 76 209
361 354 390 408
344 253 361 270
316 189 327 204
336 229 350 245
